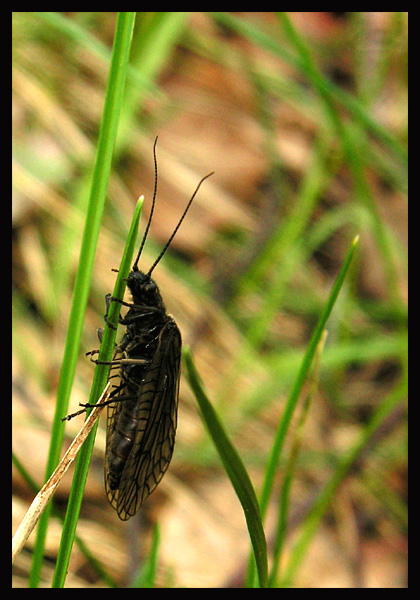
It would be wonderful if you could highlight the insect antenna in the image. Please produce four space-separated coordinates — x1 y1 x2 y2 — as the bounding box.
146 170 214 277
132 136 160 272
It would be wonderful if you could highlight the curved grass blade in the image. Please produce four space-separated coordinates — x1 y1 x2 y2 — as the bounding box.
268 331 327 586
184 348 268 588
259 236 359 521
246 235 359 587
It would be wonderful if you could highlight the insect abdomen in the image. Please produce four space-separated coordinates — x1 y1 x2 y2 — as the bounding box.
105 318 181 519
106 394 149 490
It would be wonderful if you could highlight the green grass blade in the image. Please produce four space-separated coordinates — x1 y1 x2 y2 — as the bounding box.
52 196 142 588
184 348 268 588
27 12 138 588
245 235 359 587
268 332 327 586
29 12 137 587
259 236 359 520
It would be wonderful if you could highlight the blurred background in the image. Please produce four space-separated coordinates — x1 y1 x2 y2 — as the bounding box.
12 12 407 588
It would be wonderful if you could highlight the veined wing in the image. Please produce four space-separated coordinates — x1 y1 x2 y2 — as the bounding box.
105 320 181 520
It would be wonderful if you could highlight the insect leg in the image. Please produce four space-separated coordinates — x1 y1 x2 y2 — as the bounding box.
62 392 137 421
94 357 150 367
87 351 150 367
104 289 162 327
103 293 144 329
103 294 120 330
118 308 160 327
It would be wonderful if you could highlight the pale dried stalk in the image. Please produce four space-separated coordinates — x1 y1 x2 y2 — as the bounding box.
12 383 111 564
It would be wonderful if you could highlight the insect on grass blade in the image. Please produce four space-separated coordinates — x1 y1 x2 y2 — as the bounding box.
66 137 213 520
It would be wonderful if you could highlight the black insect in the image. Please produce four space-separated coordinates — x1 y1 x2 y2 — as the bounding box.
65 138 213 520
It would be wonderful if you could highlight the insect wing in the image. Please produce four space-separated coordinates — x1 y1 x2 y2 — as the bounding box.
106 320 181 520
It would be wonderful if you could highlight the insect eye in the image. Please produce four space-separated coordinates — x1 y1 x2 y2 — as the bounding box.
144 281 156 295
